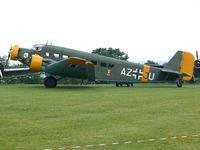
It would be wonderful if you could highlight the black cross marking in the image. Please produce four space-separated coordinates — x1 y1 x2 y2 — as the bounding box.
132 68 143 80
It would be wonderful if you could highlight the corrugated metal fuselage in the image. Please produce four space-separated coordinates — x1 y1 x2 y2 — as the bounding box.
32 45 174 83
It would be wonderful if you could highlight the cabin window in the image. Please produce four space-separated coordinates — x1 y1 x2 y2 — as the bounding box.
54 53 60 58
91 60 97 65
63 55 68 59
45 52 50 57
100 62 107 67
108 64 114 68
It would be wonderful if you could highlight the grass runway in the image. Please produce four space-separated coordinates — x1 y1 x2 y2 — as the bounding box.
0 84 200 150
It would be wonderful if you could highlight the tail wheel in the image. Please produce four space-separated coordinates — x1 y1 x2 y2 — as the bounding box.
44 77 57 88
189 75 195 84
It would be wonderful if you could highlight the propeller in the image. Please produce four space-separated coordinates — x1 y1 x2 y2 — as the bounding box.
0 63 4 78
194 51 200 68
5 45 12 68
196 51 199 60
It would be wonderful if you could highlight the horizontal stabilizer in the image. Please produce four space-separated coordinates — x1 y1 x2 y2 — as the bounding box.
161 68 190 77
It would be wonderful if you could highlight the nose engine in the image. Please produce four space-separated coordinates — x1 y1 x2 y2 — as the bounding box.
10 45 20 60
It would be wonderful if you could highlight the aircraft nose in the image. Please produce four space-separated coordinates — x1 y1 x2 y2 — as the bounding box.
18 48 31 60
10 46 32 61
10 45 20 60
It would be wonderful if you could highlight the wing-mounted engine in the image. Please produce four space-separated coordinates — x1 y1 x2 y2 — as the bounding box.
29 55 56 71
30 54 43 71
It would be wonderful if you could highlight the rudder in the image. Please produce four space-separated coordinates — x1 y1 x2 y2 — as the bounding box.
180 52 195 80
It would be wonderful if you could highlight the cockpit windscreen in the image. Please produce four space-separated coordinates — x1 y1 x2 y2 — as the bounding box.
32 44 44 51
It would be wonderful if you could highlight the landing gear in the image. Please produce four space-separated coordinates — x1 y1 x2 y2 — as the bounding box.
44 76 57 88
116 83 119 87
116 82 133 87
116 83 123 87
130 83 133 87
177 79 183 88
189 75 195 84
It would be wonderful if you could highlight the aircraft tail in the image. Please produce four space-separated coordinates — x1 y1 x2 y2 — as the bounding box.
163 51 195 81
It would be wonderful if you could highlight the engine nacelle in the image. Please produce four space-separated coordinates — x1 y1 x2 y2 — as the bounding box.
30 54 43 71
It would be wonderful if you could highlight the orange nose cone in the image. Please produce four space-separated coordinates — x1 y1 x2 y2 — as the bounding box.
10 45 20 60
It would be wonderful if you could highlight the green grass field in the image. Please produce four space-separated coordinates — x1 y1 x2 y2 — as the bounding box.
0 83 200 150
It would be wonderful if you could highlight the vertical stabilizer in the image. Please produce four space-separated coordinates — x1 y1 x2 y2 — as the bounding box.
164 51 194 80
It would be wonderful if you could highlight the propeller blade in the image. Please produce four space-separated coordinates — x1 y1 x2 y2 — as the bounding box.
0 70 3 78
0 63 4 78
196 51 199 60
5 53 10 67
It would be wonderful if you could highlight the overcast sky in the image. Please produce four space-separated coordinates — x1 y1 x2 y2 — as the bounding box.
0 0 200 62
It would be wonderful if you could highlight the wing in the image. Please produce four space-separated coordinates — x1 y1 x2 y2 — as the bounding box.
1 68 34 78
0 61 36 78
42 57 95 81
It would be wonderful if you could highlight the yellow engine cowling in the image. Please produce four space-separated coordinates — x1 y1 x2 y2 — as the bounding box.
10 45 20 60
30 54 43 71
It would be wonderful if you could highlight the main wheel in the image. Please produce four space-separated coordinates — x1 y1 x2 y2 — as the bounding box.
44 77 57 88
177 80 182 88
116 83 119 87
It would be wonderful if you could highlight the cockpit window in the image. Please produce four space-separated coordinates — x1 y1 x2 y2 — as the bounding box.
32 44 44 51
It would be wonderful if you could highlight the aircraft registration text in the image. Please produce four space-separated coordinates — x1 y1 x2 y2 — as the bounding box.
120 68 155 80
